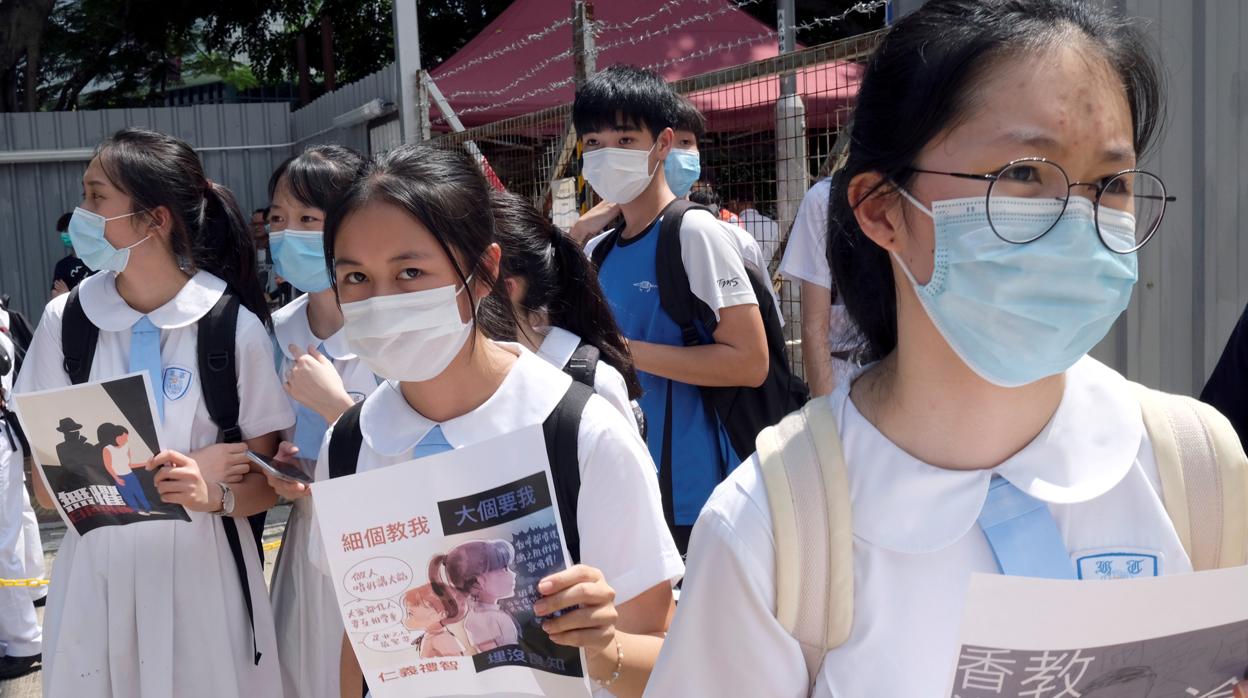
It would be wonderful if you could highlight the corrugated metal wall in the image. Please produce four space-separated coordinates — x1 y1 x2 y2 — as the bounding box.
292 64 397 152
1089 0 1244 398
0 103 292 322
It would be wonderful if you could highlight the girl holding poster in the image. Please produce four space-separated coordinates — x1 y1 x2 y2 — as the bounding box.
263 144 381 698
312 144 682 698
16 128 294 697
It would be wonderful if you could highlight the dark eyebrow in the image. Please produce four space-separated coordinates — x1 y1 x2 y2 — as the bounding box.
334 250 430 267
83 178 108 188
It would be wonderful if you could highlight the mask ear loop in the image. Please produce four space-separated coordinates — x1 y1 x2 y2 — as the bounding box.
887 183 934 287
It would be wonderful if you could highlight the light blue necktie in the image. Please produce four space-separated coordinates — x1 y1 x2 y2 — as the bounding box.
291 344 330 457
977 475 1076 579
130 316 164 422
412 425 452 459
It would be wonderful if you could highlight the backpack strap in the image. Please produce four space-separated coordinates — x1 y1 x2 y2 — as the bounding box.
756 398 854 692
61 286 99 385
328 400 366 480
198 292 243 444
655 199 718 346
1131 383 1248 570
542 381 593 565
563 343 600 389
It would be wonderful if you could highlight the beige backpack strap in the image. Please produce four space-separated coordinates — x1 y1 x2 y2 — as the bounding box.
1132 383 1248 570
756 398 853 694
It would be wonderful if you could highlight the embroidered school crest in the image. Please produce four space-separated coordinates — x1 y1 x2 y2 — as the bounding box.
1073 548 1161 579
163 366 193 401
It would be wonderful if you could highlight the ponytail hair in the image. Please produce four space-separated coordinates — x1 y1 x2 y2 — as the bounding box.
427 555 464 623
95 128 269 324
486 191 642 399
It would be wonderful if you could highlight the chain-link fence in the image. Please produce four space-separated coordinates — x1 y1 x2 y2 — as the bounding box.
430 29 885 377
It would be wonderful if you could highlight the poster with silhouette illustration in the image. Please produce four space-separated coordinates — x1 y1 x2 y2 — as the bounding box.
12 372 189 534
947 567 1248 697
313 424 591 698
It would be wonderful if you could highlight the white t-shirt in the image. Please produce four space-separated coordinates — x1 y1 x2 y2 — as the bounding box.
104 443 132 477
585 208 760 322
15 270 293 697
738 207 781 270
646 357 1195 697
535 326 639 433
779 179 858 352
717 220 784 325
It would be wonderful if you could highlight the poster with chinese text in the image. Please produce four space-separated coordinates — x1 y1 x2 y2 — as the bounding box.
947 567 1248 697
13 372 189 534
312 425 591 698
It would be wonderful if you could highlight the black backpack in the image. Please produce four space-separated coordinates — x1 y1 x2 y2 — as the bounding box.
0 340 29 459
562 342 647 440
60 285 265 665
328 381 593 563
590 199 809 510
0 294 35 379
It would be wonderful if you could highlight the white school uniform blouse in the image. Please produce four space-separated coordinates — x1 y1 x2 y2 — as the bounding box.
645 357 1194 698
270 293 379 698
16 270 294 698
309 345 684 697
535 326 640 433
779 178 858 353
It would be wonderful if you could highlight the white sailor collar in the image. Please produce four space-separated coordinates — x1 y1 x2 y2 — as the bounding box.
844 356 1144 554
272 293 356 361
535 326 582 369
79 270 227 331
359 343 573 457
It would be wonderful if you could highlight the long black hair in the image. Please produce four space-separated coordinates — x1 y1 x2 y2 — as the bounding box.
95 128 270 323
828 0 1163 361
268 144 366 213
486 190 643 399
324 144 512 331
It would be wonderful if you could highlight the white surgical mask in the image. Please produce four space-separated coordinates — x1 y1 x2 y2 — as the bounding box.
582 142 660 204
341 279 475 382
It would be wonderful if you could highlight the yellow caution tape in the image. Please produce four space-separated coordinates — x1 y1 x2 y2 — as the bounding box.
0 578 50 587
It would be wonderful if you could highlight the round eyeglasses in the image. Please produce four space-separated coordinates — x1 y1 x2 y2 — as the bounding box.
905 157 1175 253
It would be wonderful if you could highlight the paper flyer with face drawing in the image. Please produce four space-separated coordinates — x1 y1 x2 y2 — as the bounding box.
947 567 1248 697
312 424 591 698
12 372 189 534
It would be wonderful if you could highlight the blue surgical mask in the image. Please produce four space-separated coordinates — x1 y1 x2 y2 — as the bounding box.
59 232 72 247
665 148 702 198
894 191 1138 387
68 207 151 273
271 229 332 292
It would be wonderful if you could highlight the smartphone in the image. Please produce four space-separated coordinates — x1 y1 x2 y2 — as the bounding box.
246 451 314 485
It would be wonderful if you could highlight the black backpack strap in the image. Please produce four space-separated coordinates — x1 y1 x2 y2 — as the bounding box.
542 381 593 565
198 293 243 444
563 343 599 389
588 228 623 270
328 400 365 480
655 199 720 347
61 286 99 385
194 291 264 666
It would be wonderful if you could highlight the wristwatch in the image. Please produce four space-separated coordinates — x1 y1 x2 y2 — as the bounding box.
213 482 236 516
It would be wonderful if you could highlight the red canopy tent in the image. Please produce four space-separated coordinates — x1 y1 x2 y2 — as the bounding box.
426 0 862 130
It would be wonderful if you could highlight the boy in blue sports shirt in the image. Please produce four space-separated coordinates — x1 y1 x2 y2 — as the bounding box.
575 66 768 554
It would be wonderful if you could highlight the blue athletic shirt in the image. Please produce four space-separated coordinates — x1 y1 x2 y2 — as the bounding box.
589 211 759 525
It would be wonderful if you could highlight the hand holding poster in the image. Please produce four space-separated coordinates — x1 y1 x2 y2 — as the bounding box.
12 372 189 533
948 567 1248 697
313 424 592 698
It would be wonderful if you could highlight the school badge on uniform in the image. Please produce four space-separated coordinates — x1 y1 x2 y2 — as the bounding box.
162 366 193 401
1073 548 1161 579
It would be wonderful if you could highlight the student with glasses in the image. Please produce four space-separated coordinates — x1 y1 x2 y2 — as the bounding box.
647 1 1246 696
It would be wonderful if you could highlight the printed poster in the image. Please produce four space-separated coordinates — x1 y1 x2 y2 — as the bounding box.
12 372 189 534
313 424 592 698
948 567 1248 697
